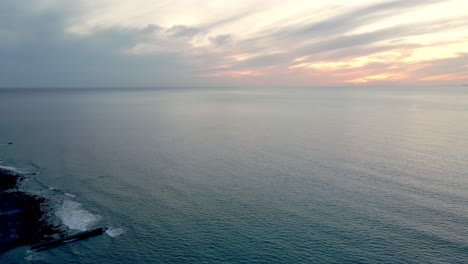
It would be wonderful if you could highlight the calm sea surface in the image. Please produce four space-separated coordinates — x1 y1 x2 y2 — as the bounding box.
0 87 467 263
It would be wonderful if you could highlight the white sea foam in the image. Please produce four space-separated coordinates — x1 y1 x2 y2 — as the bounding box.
65 192 77 198
105 227 125 237
0 165 22 174
55 200 100 231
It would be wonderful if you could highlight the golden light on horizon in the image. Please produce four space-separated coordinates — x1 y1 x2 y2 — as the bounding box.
348 73 407 83
421 73 468 82
3 0 468 86
205 70 264 78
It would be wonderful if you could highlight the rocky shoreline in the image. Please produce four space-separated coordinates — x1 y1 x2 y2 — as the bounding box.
0 168 61 253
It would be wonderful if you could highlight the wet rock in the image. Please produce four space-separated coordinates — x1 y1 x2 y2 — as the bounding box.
0 170 61 253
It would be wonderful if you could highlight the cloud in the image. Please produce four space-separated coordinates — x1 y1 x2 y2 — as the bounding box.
210 34 233 47
166 25 200 38
0 1 203 87
0 0 467 87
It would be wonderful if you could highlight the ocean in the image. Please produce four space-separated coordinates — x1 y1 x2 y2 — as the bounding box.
0 87 467 263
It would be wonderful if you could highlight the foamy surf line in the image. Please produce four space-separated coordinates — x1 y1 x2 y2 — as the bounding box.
54 199 101 232
0 162 102 253
105 227 125 237
47 184 104 233
0 165 22 174
49 187 77 198
1 158 120 254
65 192 77 198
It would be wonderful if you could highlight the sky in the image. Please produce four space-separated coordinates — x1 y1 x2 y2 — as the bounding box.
1 0 467 88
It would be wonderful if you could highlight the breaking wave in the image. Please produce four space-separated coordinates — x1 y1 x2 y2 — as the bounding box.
105 227 125 237
0 165 23 174
54 199 101 232
0 159 106 254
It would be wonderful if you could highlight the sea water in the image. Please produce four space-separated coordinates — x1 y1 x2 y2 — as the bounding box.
0 87 468 263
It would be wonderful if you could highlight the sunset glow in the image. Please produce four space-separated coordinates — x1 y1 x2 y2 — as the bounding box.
1 0 467 87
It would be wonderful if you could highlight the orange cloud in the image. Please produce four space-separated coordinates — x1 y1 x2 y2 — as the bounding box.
421 73 468 81
205 70 264 78
347 73 407 83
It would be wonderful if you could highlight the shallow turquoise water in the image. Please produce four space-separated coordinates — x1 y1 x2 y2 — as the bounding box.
1 87 468 263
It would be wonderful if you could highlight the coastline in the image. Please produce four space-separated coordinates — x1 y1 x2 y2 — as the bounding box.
0 167 61 253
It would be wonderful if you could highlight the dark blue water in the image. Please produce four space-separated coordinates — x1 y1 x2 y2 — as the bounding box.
1 87 468 263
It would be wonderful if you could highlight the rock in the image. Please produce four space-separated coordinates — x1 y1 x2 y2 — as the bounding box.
0 169 61 253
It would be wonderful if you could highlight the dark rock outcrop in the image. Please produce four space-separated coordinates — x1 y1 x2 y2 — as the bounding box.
0 169 60 253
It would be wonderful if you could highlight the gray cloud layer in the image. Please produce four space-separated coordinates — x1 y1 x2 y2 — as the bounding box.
0 1 200 87
0 0 467 87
